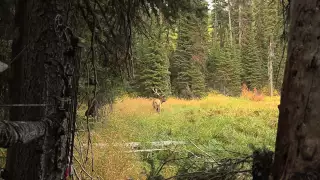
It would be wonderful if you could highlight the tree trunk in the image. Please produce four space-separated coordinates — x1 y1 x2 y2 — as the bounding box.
5 0 79 179
238 0 242 46
268 39 274 97
227 0 233 46
272 1 320 179
213 0 218 43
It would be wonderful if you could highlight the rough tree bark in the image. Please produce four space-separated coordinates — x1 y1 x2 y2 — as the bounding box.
272 1 320 179
0 120 47 148
5 0 79 179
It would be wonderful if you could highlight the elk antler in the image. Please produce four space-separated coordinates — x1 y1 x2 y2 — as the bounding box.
158 89 165 97
152 87 161 97
158 88 163 93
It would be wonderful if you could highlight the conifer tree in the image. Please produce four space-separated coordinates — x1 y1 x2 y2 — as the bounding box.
214 41 241 95
170 0 208 98
132 15 171 97
241 27 262 90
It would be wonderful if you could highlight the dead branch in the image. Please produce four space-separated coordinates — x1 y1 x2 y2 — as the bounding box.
81 140 186 149
164 169 251 180
85 97 98 118
72 166 80 180
188 139 217 162
73 156 96 179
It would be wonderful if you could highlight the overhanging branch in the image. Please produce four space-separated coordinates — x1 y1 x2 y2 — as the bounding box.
0 120 48 148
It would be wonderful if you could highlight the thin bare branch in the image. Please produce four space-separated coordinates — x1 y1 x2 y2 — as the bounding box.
73 156 96 179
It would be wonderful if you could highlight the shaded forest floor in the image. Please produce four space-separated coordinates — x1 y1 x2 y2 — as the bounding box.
75 93 280 179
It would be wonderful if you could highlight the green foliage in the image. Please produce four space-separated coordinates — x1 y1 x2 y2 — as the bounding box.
77 53 127 107
132 15 171 97
0 148 6 168
97 94 279 178
188 61 207 98
241 27 262 90
215 42 241 96
170 0 209 99
111 0 286 99
141 145 274 180
105 95 278 154
206 0 285 94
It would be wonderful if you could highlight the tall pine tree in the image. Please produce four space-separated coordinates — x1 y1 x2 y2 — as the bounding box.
170 0 209 99
132 14 171 97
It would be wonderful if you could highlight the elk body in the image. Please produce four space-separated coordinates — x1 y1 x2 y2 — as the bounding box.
151 87 166 113
152 96 166 113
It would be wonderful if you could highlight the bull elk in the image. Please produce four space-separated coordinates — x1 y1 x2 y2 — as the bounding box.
151 87 166 113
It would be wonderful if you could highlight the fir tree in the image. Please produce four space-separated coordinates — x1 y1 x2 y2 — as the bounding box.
170 0 209 99
132 15 171 97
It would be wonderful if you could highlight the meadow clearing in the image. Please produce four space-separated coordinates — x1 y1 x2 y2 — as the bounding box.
75 91 280 179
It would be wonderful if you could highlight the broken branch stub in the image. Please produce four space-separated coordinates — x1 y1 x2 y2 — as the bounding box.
0 119 49 148
0 61 8 73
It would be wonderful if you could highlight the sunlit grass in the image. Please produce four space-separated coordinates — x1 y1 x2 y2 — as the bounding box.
107 94 279 149
74 131 146 180
76 93 280 179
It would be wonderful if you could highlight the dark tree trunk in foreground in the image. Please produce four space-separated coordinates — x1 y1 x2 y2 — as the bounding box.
273 1 320 179
5 0 79 179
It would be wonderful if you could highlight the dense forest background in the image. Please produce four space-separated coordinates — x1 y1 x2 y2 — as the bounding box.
0 0 286 109
78 0 286 105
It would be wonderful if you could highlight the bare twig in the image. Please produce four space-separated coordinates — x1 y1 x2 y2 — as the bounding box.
73 156 96 179
72 166 80 180
188 139 217 162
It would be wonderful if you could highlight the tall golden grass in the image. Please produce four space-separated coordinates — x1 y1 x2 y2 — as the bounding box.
74 120 146 180
75 91 280 179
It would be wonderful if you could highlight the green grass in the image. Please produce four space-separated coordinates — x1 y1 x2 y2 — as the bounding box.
86 94 278 154
75 93 280 179
0 93 279 179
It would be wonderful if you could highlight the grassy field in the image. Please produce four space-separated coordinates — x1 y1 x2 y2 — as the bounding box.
75 93 280 179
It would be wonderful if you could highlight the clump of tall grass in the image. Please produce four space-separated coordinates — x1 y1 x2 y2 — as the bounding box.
73 116 146 180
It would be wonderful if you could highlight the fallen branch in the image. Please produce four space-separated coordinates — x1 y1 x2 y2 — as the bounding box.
82 141 186 149
124 149 168 153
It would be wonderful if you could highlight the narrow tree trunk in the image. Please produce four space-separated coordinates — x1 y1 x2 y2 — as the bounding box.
272 1 320 179
214 0 218 42
227 0 233 46
6 0 79 179
268 39 274 97
238 0 242 46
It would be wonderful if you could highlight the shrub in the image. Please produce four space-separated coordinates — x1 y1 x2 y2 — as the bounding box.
241 84 264 101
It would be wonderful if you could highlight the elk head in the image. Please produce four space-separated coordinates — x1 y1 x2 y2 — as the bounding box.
151 87 166 113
